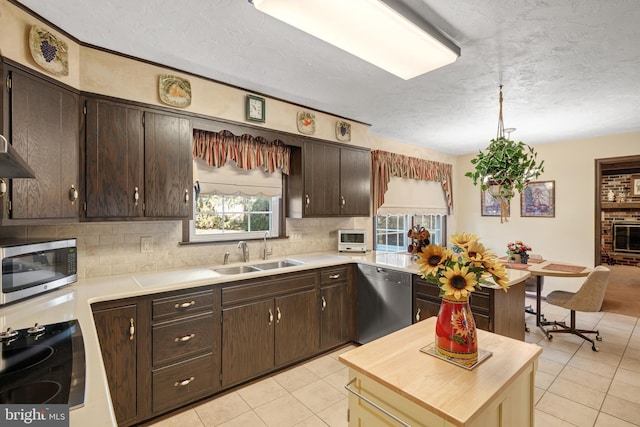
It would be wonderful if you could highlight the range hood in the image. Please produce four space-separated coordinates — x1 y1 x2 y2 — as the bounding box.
0 134 36 178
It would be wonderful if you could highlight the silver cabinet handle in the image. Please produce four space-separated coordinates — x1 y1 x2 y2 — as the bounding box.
268 309 274 325
174 333 195 343
340 196 346 207
321 296 327 311
184 189 189 203
328 273 340 279
129 318 135 341
175 301 195 309
69 185 78 204
276 307 281 323
415 308 421 322
134 187 140 206
344 378 410 427
174 377 195 387
305 194 310 208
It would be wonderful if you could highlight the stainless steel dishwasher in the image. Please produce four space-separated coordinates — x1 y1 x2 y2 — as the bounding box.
357 264 412 344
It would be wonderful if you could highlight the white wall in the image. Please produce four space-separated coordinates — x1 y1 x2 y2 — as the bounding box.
455 132 640 293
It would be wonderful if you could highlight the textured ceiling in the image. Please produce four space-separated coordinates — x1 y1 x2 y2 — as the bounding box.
14 0 640 154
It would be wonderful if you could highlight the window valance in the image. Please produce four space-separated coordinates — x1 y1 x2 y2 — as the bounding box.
372 150 453 214
193 129 291 175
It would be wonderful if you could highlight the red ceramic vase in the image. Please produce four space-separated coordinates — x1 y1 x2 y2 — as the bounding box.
435 294 478 367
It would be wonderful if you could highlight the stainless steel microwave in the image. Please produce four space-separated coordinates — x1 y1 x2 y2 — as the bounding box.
338 229 367 253
1 238 77 306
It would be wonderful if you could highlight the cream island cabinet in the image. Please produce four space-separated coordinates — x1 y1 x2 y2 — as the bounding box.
339 317 542 427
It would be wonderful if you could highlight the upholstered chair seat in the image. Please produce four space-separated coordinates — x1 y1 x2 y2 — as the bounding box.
544 265 610 351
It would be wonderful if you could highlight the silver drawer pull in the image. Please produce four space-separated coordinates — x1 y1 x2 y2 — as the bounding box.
328 273 340 279
174 333 195 343
415 308 421 322
344 378 410 427
174 377 195 387
321 296 327 311
175 301 196 309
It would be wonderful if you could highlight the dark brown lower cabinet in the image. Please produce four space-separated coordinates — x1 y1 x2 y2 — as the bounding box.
92 298 151 427
221 271 320 387
221 299 275 387
92 267 353 425
413 275 525 341
320 266 351 350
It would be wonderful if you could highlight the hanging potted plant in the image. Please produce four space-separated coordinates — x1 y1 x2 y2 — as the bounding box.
465 87 544 222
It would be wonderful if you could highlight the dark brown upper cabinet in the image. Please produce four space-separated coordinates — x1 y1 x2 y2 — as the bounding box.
1 63 80 224
287 140 370 218
82 97 192 220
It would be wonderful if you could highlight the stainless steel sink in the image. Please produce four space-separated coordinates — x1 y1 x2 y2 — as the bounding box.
213 265 261 275
254 259 304 270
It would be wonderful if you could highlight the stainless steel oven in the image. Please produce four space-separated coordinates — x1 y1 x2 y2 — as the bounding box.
1 239 77 306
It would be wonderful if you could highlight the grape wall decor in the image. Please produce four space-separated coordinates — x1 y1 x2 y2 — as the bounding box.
28 26 69 76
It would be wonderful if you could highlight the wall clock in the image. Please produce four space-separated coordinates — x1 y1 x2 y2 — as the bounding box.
246 95 266 122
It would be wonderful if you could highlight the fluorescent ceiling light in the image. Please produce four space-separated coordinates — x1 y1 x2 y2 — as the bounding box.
251 0 460 80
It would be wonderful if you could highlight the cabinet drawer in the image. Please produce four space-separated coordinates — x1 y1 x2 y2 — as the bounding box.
414 279 441 299
321 266 349 284
222 272 317 306
153 313 215 366
152 288 214 321
469 291 490 313
474 312 490 331
152 353 215 414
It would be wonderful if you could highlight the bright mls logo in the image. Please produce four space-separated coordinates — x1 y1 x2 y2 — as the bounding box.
1 405 69 426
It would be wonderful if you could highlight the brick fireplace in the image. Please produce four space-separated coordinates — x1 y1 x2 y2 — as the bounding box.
600 173 640 266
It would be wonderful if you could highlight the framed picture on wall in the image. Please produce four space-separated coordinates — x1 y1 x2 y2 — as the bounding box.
521 181 555 217
631 174 640 196
481 189 509 216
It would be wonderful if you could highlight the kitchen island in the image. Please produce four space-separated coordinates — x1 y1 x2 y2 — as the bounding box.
339 317 542 427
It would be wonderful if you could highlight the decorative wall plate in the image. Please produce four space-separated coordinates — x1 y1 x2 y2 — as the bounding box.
159 74 192 107
297 111 315 135
29 26 69 76
336 120 351 142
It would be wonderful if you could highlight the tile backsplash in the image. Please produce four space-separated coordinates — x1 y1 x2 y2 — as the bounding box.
0 217 370 279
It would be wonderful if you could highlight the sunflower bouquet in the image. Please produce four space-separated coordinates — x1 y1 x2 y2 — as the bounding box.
415 232 509 300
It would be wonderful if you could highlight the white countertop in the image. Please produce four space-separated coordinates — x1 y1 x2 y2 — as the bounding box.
0 251 530 426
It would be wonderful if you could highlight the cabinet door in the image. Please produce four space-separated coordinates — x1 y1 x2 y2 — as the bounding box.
414 297 440 323
221 299 275 387
84 98 144 218
8 69 79 220
320 283 348 349
275 288 320 366
340 147 370 216
144 112 192 218
304 141 340 216
93 304 139 426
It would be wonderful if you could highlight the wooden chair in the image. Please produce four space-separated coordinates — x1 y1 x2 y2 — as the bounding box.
544 265 610 351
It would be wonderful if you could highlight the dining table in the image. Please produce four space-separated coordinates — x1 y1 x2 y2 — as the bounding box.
502 258 592 335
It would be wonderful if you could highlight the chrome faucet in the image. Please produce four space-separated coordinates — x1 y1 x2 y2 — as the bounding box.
263 231 270 260
238 241 249 262
223 251 230 265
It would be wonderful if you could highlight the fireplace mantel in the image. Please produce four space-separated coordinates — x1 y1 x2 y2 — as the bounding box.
602 202 640 210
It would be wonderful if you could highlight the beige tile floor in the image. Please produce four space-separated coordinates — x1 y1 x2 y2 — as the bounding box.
148 295 640 427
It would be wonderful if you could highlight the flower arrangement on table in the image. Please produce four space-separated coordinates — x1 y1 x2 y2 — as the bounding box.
416 232 509 299
415 232 509 367
407 226 430 255
506 240 532 264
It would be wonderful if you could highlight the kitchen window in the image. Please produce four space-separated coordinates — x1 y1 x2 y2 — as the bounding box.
375 213 446 252
185 158 283 242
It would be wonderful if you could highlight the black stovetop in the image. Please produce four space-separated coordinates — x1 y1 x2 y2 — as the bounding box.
0 319 85 408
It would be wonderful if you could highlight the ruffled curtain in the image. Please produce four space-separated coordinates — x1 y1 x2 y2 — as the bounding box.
193 129 291 175
372 150 453 214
